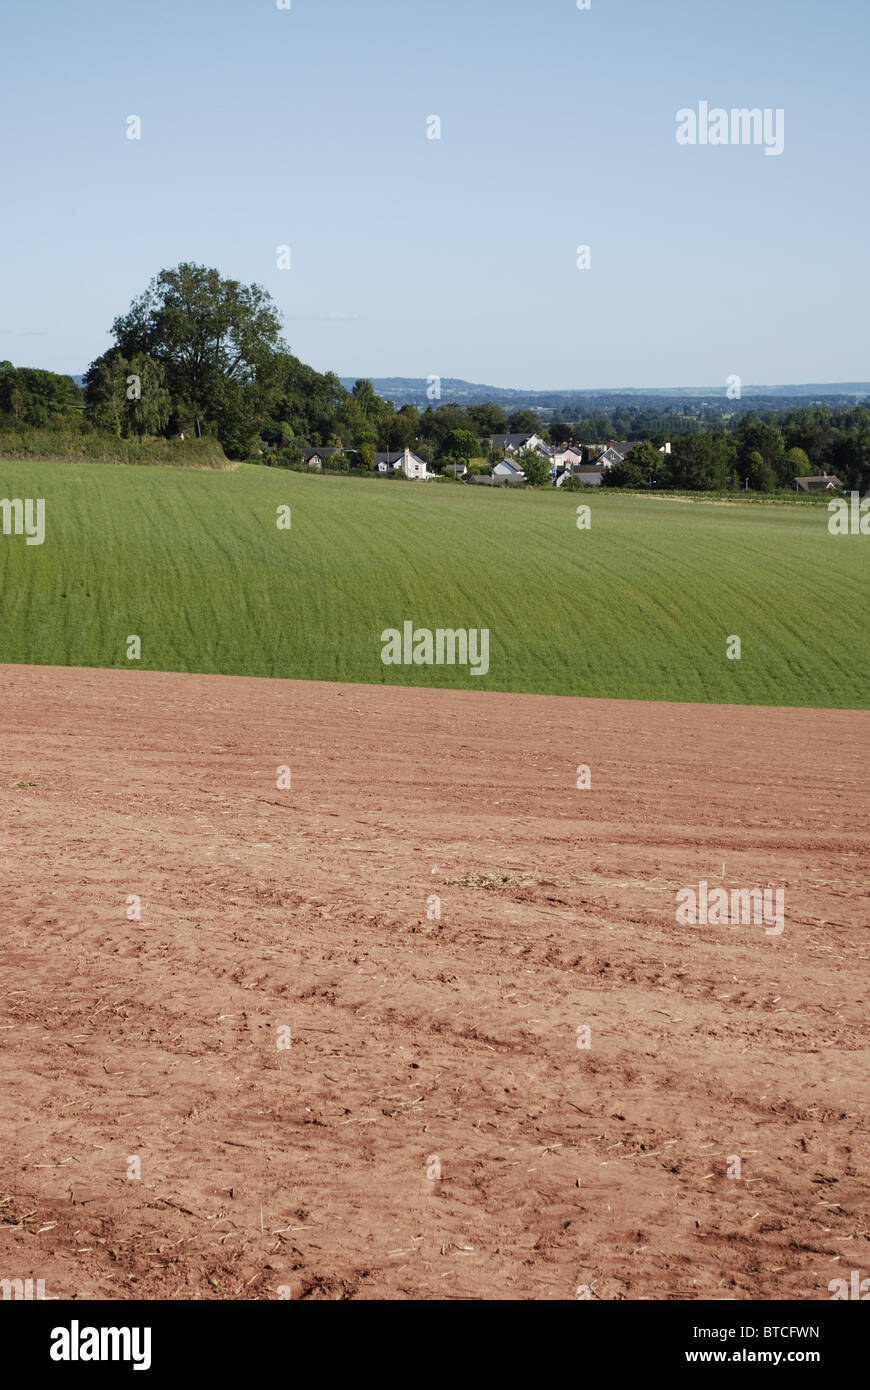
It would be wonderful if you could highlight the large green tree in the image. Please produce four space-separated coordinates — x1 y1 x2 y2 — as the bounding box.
83 350 172 437
107 263 285 446
508 408 543 435
267 353 350 447
442 428 479 464
515 448 550 486
626 440 666 488
744 450 776 491
602 455 646 488
467 402 508 435
351 378 382 421
670 434 733 490
0 362 82 426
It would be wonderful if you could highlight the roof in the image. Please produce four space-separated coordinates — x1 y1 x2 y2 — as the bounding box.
793 474 843 491
493 457 524 474
489 433 533 450
302 446 347 460
374 449 428 469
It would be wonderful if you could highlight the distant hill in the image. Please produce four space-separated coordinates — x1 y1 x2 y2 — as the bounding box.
72 366 870 416
340 377 870 413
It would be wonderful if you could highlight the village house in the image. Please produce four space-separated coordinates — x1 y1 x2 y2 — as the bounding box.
302 447 352 470
486 432 552 459
374 447 430 479
552 443 585 471
556 465 605 486
492 457 527 482
596 442 632 468
581 440 672 470
554 442 625 484
792 472 843 492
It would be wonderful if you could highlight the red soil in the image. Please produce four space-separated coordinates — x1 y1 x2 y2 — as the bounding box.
1 664 867 1300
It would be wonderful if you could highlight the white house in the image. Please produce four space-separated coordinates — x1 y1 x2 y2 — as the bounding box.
374 447 430 479
597 442 632 468
492 457 526 482
597 440 672 469
552 444 584 470
487 432 551 459
556 465 604 486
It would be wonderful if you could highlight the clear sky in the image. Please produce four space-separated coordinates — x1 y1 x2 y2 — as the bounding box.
1 0 868 389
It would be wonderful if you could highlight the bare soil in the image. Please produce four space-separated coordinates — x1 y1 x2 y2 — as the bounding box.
1 664 867 1300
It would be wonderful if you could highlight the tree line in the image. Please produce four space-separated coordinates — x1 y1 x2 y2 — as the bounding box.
603 412 870 493
2 263 869 492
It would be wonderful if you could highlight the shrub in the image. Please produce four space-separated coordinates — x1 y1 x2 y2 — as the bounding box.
0 415 228 467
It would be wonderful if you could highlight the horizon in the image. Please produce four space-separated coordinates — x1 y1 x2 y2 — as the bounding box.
16 363 870 399
46 367 870 399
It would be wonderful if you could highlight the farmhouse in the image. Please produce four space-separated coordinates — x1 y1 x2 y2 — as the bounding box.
374 447 430 479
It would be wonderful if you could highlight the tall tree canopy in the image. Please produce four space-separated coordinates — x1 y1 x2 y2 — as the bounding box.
82 351 172 437
106 263 285 444
0 362 81 425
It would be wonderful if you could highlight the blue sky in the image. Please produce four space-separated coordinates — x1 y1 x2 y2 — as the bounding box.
1 0 868 389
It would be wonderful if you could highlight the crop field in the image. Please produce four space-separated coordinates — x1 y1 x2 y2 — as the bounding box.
2 664 868 1300
0 458 865 708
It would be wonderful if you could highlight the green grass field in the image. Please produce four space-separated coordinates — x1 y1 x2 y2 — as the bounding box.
0 458 866 707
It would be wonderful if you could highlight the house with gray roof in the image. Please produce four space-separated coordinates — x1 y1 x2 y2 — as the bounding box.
792 473 843 492
302 447 352 469
492 457 527 483
486 432 551 458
